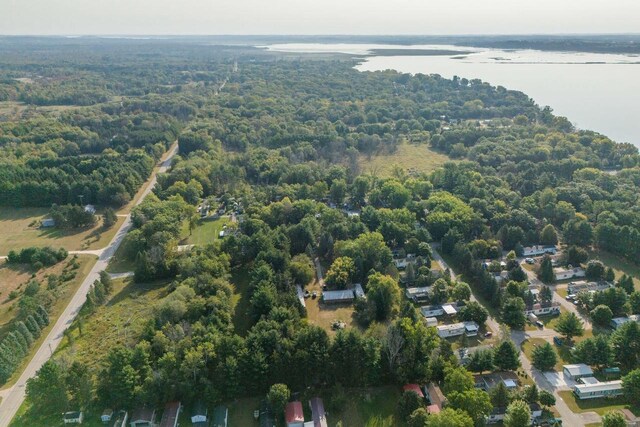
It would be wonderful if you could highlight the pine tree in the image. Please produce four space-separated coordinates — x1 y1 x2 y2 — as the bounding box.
16 321 34 345
537 255 555 284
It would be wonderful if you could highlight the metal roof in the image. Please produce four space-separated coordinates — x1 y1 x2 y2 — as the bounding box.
563 364 594 377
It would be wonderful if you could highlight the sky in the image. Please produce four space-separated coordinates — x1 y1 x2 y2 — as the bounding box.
1 0 639 35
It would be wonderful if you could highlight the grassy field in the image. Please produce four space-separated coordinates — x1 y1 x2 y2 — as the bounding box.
305 278 359 336
231 268 254 336
0 255 97 389
180 216 230 246
588 248 640 291
358 142 450 177
558 390 640 417
0 207 125 254
55 277 171 370
189 386 403 427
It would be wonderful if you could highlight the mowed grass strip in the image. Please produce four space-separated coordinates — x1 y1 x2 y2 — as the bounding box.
0 207 125 254
358 142 450 177
558 390 640 417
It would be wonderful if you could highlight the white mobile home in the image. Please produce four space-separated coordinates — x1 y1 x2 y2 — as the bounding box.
554 267 586 281
573 380 623 400
437 321 478 338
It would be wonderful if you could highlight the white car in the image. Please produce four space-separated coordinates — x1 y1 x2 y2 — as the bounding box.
525 258 535 264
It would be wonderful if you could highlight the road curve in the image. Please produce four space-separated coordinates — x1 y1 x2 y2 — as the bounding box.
0 143 177 427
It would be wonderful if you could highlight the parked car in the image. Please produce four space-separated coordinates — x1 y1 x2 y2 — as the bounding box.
535 320 544 328
566 294 576 301
484 331 493 338
525 258 535 264
312 291 317 299
304 290 310 298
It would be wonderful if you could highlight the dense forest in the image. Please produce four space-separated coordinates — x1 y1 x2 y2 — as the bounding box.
2 39 639 425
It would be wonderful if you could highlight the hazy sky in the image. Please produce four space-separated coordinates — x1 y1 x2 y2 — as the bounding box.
1 0 639 35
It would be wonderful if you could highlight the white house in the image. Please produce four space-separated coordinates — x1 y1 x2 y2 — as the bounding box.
525 302 561 317
568 280 613 294
522 245 557 257
611 315 640 329
406 287 431 303
554 267 586 281
563 364 594 381
425 317 438 327
421 305 445 318
437 321 478 338
573 380 623 400
63 412 83 424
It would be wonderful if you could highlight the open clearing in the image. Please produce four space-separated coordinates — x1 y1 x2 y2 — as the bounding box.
55 277 171 370
0 207 125 254
305 279 359 336
358 142 450 177
588 248 640 291
180 215 230 246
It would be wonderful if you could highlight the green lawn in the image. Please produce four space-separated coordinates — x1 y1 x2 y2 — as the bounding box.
588 248 640 291
558 390 640 417
329 386 402 426
231 268 254 336
525 307 566 331
180 216 230 246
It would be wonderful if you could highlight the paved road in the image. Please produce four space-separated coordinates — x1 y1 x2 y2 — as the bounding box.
521 263 592 330
430 244 501 335
0 143 177 427
432 246 600 425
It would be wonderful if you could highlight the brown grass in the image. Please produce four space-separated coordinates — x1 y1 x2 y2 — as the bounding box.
0 207 125 254
304 280 359 336
358 142 450 177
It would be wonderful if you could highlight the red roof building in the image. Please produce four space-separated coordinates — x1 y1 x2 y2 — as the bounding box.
402 384 425 398
285 401 304 427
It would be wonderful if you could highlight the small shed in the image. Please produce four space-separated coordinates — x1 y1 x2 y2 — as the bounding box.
102 409 114 423
41 218 56 228
425 317 438 327
212 406 228 427
63 411 83 424
285 401 304 427
442 303 458 315
191 401 208 426
130 406 156 427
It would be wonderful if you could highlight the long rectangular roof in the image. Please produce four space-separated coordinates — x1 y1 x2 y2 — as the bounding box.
574 380 622 393
322 289 354 301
